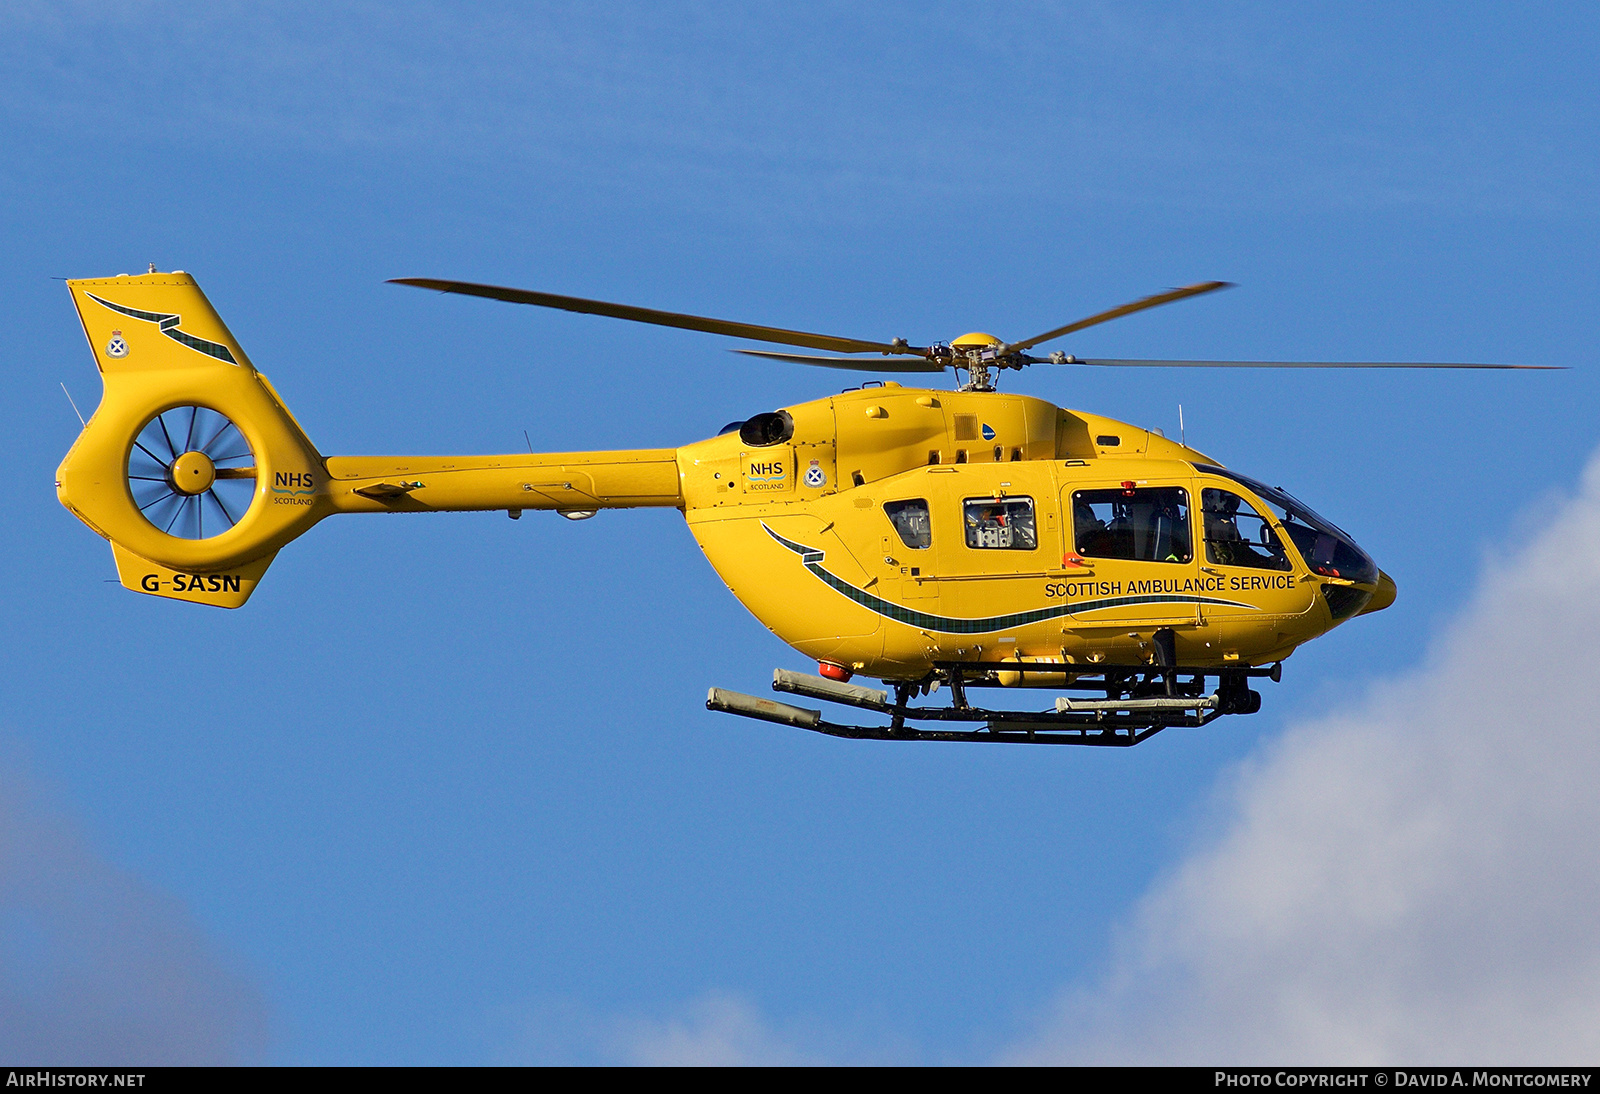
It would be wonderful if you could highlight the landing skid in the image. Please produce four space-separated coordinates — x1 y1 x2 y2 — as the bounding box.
707 661 1281 746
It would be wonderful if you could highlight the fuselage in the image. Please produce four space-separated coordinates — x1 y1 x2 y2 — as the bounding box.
676 384 1392 681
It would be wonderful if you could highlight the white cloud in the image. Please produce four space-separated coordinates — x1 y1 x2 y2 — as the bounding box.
614 992 812 1066
1006 454 1600 1064
501 990 929 1065
501 992 817 1066
0 755 269 1064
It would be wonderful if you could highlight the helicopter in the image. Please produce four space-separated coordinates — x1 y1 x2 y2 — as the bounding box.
54 270 1550 746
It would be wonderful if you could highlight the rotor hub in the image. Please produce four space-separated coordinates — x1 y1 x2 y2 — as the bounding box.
168 450 217 495
950 332 1002 350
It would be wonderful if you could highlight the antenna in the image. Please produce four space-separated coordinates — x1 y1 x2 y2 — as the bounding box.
523 429 533 454
1178 404 1185 446
60 382 86 427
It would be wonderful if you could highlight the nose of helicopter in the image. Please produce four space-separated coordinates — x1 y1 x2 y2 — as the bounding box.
1359 569 1398 615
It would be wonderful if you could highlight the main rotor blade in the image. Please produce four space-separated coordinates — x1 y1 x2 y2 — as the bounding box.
733 348 948 373
391 278 926 357
1007 281 1233 352
1054 358 1561 370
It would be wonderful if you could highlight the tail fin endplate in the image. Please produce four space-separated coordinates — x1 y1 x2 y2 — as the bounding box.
59 271 686 609
58 272 326 607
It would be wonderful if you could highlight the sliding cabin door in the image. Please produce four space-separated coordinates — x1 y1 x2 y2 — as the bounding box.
1060 476 1208 663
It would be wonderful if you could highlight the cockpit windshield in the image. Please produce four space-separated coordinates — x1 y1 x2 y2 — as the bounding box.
1192 464 1378 585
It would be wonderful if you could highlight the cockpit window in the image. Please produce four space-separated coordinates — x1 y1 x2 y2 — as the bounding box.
963 497 1037 550
884 499 932 549
1074 486 1192 564
1202 489 1291 571
1193 464 1378 584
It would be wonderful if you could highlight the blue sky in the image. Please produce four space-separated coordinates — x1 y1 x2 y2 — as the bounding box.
2 2 1598 1064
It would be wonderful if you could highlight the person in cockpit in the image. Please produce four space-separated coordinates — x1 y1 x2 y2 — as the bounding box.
1204 490 1269 568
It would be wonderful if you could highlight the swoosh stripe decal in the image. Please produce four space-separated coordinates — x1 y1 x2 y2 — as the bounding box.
762 523 1257 635
86 292 239 364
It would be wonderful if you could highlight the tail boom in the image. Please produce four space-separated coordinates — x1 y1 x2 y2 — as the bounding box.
323 450 682 514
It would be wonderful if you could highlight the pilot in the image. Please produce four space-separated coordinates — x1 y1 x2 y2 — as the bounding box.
1204 491 1267 567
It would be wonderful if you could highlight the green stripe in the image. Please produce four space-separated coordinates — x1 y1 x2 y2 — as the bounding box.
762 524 1257 635
163 326 237 363
86 292 238 364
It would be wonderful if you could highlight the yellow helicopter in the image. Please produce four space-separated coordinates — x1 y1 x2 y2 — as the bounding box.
55 270 1549 745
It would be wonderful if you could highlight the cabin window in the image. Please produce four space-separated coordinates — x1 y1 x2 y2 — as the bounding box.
1073 486 1192 564
1192 464 1378 584
1201 488 1291 571
963 497 1037 550
883 499 932 549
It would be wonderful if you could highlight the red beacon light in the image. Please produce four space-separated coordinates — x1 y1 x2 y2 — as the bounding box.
818 661 853 682
1121 480 1137 497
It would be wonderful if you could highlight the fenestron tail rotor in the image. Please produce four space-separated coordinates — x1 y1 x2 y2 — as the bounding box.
127 405 256 540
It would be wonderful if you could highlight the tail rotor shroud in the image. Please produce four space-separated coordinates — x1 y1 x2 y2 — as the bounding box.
127 405 256 540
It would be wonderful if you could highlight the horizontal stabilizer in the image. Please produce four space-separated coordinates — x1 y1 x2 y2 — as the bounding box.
352 481 423 499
